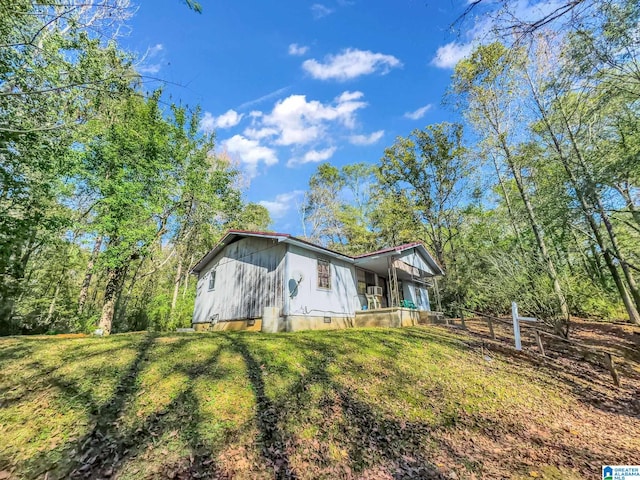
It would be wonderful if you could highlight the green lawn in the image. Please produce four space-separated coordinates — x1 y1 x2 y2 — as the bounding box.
0 326 637 479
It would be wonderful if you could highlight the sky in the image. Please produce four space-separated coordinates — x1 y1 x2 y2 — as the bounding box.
120 0 485 234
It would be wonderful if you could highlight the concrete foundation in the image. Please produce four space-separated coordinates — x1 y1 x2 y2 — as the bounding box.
354 307 421 328
193 319 262 332
192 309 443 332
284 315 354 332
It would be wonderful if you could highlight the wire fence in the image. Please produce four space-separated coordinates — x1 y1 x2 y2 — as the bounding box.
447 306 626 387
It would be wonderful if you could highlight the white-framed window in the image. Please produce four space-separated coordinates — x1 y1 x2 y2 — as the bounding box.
208 269 216 290
317 258 331 290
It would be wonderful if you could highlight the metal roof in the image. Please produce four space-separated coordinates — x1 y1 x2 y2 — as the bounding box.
190 229 444 276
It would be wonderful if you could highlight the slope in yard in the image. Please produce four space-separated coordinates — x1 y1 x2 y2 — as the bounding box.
0 326 638 479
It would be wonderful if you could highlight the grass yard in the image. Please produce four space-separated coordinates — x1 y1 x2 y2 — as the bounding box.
0 325 638 479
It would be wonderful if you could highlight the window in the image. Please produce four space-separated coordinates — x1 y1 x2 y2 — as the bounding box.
208 269 216 290
317 259 331 290
357 269 366 294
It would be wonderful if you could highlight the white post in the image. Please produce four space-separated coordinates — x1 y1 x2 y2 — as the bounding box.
512 301 536 351
512 301 522 350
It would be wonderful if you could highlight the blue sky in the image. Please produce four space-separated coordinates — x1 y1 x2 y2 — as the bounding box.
121 0 480 233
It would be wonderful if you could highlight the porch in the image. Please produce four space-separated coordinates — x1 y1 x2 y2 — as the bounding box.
354 245 442 313
354 307 444 328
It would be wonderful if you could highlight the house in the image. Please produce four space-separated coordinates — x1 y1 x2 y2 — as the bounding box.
190 230 444 332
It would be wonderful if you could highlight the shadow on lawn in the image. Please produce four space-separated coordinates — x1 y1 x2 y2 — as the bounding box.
229 336 297 480
12 326 637 479
236 332 447 479
68 336 232 480
20 334 231 480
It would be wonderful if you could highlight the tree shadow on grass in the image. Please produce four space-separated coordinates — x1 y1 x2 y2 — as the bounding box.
239 333 446 479
297 338 445 479
229 334 297 480
0 341 135 411
16 334 232 479
66 337 233 479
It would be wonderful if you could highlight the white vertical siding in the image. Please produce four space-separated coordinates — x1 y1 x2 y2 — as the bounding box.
399 249 436 275
192 237 286 323
285 244 358 317
403 282 431 311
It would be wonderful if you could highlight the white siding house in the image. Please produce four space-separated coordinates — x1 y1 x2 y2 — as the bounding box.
190 230 444 332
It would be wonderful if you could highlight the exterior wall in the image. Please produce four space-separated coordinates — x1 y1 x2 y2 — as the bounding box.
192 236 286 324
404 283 431 311
399 249 436 275
285 244 359 319
400 282 431 311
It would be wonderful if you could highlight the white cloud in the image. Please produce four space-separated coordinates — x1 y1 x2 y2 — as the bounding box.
348 130 384 146
138 43 165 75
404 104 433 120
230 90 371 174
199 109 244 132
259 190 304 218
288 147 337 167
431 42 474 69
222 135 278 177
431 1 568 70
258 91 367 146
288 43 309 56
311 3 334 18
215 110 244 128
244 127 278 140
302 48 402 81
237 86 291 110
148 43 163 55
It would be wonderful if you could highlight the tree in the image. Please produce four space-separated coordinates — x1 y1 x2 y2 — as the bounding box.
379 123 468 271
452 43 571 327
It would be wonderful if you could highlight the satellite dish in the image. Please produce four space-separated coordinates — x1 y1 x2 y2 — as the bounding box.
292 270 304 283
289 270 304 298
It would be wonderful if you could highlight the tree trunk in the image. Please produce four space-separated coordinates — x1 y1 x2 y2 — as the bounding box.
501 138 570 320
613 183 640 227
78 235 102 314
556 101 640 313
182 254 195 298
491 154 526 255
98 265 126 335
525 72 640 323
45 282 61 326
170 256 183 317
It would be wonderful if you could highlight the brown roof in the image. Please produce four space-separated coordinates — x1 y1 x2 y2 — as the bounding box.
191 229 444 275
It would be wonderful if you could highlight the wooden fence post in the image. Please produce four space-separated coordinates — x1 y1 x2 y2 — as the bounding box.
487 317 495 340
534 330 545 357
603 353 620 387
460 308 466 329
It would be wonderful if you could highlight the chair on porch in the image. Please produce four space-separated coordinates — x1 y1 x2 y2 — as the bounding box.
365 293 381 310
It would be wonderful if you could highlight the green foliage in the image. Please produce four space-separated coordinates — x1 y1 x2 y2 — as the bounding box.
0 1 271 335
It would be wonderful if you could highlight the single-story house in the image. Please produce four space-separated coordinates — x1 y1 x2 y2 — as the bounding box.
190 230 444 332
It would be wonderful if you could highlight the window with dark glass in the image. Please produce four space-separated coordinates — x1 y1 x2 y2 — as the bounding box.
317 259 331 290
208 269 216 290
